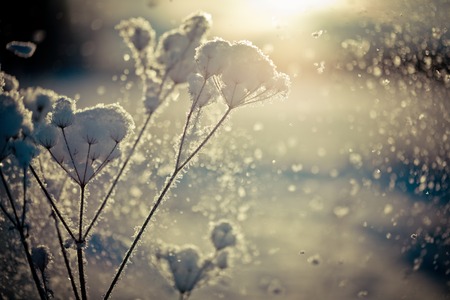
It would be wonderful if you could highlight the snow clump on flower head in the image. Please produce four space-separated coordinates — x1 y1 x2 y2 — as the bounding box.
31 245 51 273
116 17 155 53
50 96 76 128
40 99 135 186
194 39 290 109
155 11 212 84
210 220 237 251
0 71 19 92
156 244 209 295
21 87 59 124
0 87 35 164
195 38 231 78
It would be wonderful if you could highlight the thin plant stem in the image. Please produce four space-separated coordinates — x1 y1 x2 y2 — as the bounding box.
90 141 118 179
40 270 51 299
0 197 16 226
83 77 175 241
83 112 152 240
77 186 88 300
29 165 77 241
103 107 232 299
19 228 48 300
47 149 78 183
61 127 82 184
52 212 81 300
0 167 21 226
0 166 47 299
79 185 86 240
21 166 27 227
177 108 232 172
82 143 92 185
174 78 207 169
77 246 87 300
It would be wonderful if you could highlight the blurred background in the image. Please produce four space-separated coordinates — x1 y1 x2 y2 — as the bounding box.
1 0 450 299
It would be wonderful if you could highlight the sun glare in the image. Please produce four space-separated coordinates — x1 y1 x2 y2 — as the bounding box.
255 0 341 16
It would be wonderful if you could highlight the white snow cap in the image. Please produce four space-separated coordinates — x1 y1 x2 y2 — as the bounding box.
155 12 212 84
158 245 207 294
22 87 59 124
116 17 155 52
50 96 76 128
41 99 135 185
195 39 291 108
0 89 34 163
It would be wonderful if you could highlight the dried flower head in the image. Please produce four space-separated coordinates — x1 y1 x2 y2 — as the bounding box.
12 138 39 167
195 39 291 109
157 245 209 294
21 87 59 124
31 245 51 272
116 17 155 53
155 12 212 84
42 101 134 185
210 220 237 251
50 96 76 128
0 90 34 162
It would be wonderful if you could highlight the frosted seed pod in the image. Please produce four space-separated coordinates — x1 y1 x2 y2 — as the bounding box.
166 246 204 294
31 245 51 272
195 38 231 78
21 87 58 124
50 96 75 128
210 221 237 250
115 17 155 52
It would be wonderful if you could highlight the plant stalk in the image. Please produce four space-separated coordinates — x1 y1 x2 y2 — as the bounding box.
103 108 232 299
